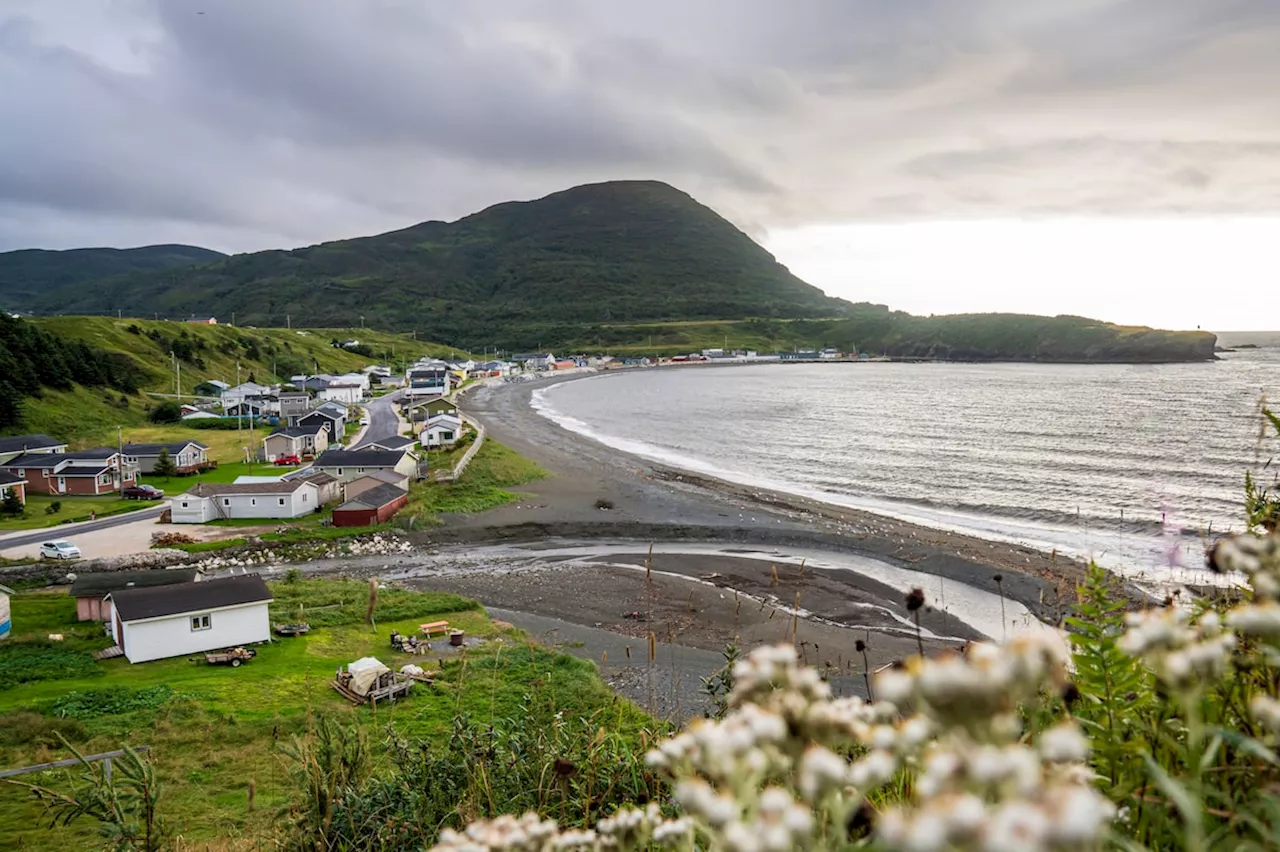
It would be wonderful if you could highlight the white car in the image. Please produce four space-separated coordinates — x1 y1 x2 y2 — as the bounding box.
40 540 82 560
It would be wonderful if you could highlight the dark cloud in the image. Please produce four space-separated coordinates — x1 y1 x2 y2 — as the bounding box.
1 0 1279 252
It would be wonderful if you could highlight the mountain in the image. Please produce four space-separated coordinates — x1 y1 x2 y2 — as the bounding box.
25 181 846 346
0 244 226 308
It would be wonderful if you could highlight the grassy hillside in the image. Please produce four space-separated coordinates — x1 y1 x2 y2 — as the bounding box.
0 244 224 309
25 181 847 349
1 317 464 444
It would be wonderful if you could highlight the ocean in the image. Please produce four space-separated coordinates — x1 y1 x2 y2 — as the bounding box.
531 340 1280 578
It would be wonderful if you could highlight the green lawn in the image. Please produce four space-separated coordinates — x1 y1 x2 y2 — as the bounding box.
138 460 302 490
0 494 155 532
0 581 644 849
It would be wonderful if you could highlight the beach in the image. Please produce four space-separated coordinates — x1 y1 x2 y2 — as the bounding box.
352 370 1132 717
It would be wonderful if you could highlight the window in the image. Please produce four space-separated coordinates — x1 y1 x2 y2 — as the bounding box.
278 497 286 506
223 498 230 506
191 614 211 631
336 468 343 476
442 431 455 441
250 498 257 506
181 501 189 508
16 469 22 477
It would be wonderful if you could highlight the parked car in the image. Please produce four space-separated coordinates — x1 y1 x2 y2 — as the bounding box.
40 540 81 560
123 484 165 500
275 454 301 466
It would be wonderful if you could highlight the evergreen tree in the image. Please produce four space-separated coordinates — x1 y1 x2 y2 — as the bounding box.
1 486 23 516
0 381 22 430
149 401 182 424
153 448 179 479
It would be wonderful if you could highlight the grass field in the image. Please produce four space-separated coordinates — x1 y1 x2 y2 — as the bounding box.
405 439 547 524
0 580 643 849
0 494 153 532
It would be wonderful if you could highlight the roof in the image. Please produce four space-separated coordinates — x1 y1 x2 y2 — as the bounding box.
122 441 209 455
363 435 414 450
0 470 24 486
268 426 324 438
298 408 341 422
351 470 409 487
71 569 198 597
314 448 408 469
0 434 65 454
186 479 316 497
110 574 272 622
336 483 407 511
281 468 338 485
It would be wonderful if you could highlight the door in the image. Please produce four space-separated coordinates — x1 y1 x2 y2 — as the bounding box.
56 476 66 494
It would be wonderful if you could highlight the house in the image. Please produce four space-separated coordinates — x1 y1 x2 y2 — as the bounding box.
262 426 329 461
69 569 198 622
552 360 578 370
318 379 364 404
512 353 555 371
332 483 410 527
171 479 322 523
186 317 217 325
106 574 272 664
278 392 312 420
344 470 410 501
122 441 210 474
294 407 346 438
221 381 276 410
294 376 331 394
1 448 137 495
0 470 26 507
0 583 12 640
422 414 463 448
405 396 457 422
224 400 269 419
193 379 229 397
0 434 68 465
280 468 343 504
406 366 449 398
312 448 418 483
182 410 221 421
359 434 415 453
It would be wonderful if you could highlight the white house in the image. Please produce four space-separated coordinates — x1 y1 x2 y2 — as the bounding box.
422 412 463 448
106 574 272 664
221 381 276 410
318 379 365 404
172 479 321 523
405 366 449 398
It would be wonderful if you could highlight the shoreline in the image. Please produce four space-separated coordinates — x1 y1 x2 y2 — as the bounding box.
443 372 1149 607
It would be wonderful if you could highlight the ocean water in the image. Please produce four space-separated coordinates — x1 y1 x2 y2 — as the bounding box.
532 345 1280 578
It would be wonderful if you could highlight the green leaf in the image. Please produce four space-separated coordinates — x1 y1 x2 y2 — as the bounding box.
1208 726 1280 768
1143 754 1203 839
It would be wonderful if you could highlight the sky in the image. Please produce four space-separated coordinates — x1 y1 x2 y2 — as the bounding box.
2 1 1279 330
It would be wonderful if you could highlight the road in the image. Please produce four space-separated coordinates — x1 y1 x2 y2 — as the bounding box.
0 505 167 549
354 390 402 447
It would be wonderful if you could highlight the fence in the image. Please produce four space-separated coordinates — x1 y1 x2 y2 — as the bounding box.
433 416 486 483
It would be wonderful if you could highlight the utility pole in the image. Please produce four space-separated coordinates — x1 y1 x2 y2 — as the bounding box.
236 361 242 458
169 351 176 395
360 315 365 329
231 311 236 327
176 359 181 401
117 426 124 495
117 309 122 319
287 315 291 330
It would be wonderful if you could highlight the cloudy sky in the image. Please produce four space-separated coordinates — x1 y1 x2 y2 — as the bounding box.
3 0 1278 330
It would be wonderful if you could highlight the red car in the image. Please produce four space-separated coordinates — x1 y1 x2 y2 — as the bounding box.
274 454 301 466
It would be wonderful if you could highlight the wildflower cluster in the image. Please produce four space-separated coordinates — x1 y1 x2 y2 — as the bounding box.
1118 607 1235 687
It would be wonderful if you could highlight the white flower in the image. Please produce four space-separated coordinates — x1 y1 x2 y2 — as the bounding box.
797 745 849 801
874 666 916 706
1044 785 1116 844
1228 602 1280 638
1251 695 1280 733
1038 722 1090 763
849 748 899 789
982 801 1050 852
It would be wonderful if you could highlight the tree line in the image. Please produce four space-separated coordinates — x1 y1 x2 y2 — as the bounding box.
0 315 145 430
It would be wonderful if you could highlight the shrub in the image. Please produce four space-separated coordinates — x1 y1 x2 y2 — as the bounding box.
0 711 88 747
0 643 102 689
148 400 182 423
51 685 180 719
45 500 61 515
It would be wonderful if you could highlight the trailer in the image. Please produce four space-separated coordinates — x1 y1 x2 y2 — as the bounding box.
274 623 311 637
203 647 257 667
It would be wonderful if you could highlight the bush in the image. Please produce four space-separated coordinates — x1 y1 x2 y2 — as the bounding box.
268 579 480 628
0 643 103 689
50 685 180 719
45 500 61 515
0 711 88 747
149 400 182 423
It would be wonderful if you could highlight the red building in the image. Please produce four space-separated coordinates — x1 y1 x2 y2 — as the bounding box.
331 483 408 527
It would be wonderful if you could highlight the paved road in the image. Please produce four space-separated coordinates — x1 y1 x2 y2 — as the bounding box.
0 505 167 549
354 391 402 447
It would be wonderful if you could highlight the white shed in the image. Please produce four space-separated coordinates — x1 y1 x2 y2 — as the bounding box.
172 480 321 523
0 583 13 640
106 574 273 664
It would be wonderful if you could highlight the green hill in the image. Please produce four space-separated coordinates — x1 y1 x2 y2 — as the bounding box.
24 181 846 347
0 244 225 309
1 316 463 443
